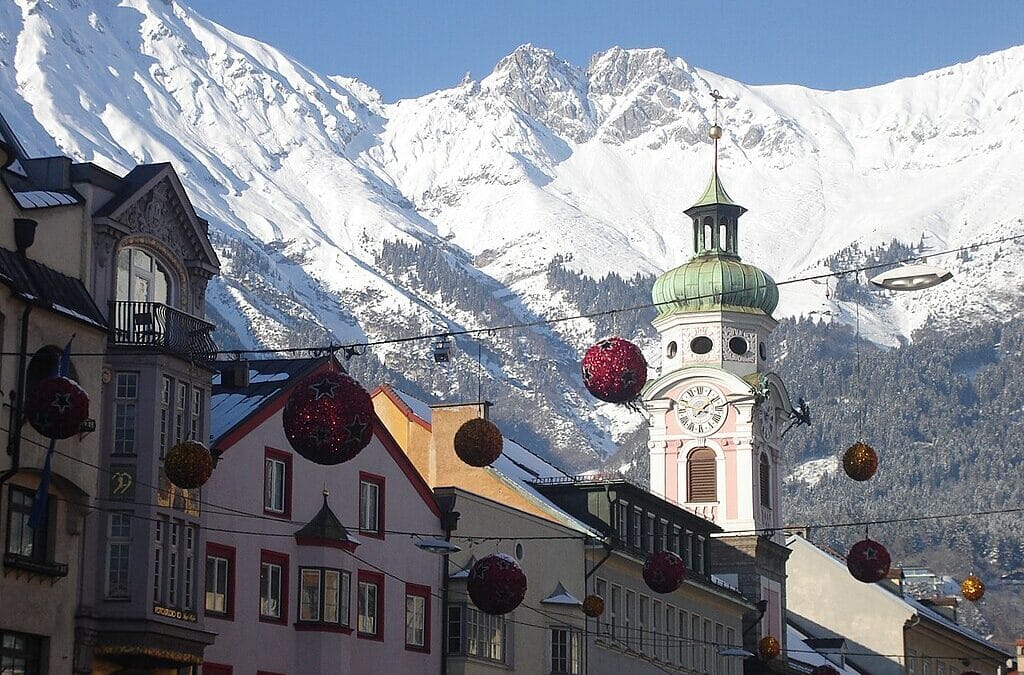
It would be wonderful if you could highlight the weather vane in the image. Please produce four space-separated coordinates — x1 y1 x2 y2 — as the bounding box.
709 89 724 171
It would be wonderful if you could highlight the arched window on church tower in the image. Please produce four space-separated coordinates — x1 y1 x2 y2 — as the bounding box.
703 217 715 251
759 453 771 509
687 448 717 502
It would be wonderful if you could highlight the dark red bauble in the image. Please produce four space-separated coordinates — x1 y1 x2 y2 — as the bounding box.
643 550 686 594
810 665 840 675
454 418 503 467
847 538 891 583
581 337 648 404
282 370 373 465
164 441 214 489
582 594 605 618
467 553 528 615
25 376 89 440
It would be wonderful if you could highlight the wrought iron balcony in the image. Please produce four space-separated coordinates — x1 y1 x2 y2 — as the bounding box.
109 301 217 360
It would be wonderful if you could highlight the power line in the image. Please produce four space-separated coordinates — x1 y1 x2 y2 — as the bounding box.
7 231 1023 360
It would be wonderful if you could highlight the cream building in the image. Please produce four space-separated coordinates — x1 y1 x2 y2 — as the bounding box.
786 534 1011 675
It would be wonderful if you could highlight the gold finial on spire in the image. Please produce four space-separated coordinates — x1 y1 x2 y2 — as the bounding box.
709 89 724 172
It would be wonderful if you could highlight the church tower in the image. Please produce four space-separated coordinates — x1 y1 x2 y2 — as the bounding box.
644 93 793 650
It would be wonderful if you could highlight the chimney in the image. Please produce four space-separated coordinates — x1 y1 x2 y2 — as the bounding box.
219 361 250 389
426 401 490 487
1015 638 1023 673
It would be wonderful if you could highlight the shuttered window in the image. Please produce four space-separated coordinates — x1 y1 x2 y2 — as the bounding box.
759 454 771 508
687 448 717 502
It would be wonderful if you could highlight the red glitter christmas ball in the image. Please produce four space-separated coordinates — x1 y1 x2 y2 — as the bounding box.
164 441 214 489
846 538 891 583
453 418 503 467
581 337 648 404
810 665 840 675
25 376 89 440
758 635 781 660
582 594 605 618
282 370 373 465
467 553 528 615
643 550 686 594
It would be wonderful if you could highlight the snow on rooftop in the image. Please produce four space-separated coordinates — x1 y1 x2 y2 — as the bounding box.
13 190 79 208
786 622 859 674
392 388 433 424
541 582 582 606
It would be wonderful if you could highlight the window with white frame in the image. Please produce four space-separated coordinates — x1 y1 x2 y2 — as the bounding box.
153 520 163 603
690 614 701 670
359 475 383 535
715 623 724 675
703 618 713 674
358 573 383 638
264 453 287 515
190 387 202 441
405 584 430 649
550 626 581 674
625 590 635 648
610 584 620 641
300 567 350 626
678 609 689 667
260 555 285 621
631 507 642 548
106 512 131 598
616 502 628 542
113 373 138 455
639 594 649 654
183 526 195 609
205 546 231 616
594 578 608 635
464 606 505 662
0 631 42 675
645 513 656 552
168 522 179 606
175 382 187 445
159 376 171 457
665 605 676 665
652 599 662 660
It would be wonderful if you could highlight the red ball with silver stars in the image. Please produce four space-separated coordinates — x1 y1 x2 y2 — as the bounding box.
846 538 891 584
25 376 90 440
581 337 648 404
643 550 687 594
810 665 840 675
467 553 528 615
282 370 373 465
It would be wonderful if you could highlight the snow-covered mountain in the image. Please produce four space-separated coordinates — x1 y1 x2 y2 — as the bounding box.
2 0 1023 464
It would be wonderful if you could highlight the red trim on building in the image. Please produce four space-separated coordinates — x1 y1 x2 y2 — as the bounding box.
215 359 331 451
357 569 385 642
263 447 293 520
204 542 236 621
371 416 443 519
202 663 233 675
259 549 290 626
293 536 359 552
404 582 432 653
294 622 354 635
372 385 432 431
358 472 386 540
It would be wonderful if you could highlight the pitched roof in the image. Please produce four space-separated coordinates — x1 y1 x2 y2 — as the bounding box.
294 491 361 549
0 246 106 329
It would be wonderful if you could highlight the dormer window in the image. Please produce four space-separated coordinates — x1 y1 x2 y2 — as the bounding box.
117 247 172 305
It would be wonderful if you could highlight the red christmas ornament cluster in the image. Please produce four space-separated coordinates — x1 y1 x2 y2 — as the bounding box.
643 550 687 594
25 376 90 440
582 594 605 618
453 418 503 467
164 441 214 489
842 442 878 481
282 370 373 465
810 665 840 675
846 538 891 583
467 553 528 615
581 337 648 404
758 635 781 660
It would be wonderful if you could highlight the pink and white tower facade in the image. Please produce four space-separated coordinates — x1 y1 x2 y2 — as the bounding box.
644 109 793 651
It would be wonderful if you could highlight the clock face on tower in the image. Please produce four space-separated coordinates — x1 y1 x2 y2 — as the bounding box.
676 384 728 436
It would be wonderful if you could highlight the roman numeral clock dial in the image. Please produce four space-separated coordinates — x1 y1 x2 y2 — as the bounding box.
676 384 728 436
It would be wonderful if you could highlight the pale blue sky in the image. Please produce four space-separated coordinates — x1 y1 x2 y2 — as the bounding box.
187 0 1024 102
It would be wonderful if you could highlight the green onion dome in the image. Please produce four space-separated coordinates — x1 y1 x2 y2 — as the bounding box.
652 254 779 319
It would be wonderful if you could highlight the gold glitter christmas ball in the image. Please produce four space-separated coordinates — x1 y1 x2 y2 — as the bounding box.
758 635 781 660
582 594 605 618
842 442 878 481
960 574 985 602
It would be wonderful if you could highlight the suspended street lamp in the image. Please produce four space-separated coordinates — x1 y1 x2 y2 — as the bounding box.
868 264 952 291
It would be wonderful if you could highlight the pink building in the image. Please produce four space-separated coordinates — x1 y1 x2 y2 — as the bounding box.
200 357 444 674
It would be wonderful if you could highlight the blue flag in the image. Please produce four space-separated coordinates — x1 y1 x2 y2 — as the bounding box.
28 336 73 531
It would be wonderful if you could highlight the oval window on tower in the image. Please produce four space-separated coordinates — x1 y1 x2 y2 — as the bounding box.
729 337 748 356
666 341 678 359
759 342 767 361
690 336 713 355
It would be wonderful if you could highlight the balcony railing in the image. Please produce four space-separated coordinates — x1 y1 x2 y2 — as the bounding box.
109 301 217 360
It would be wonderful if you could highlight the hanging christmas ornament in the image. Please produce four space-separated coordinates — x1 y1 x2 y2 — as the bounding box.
842 442 878 481
758 635 781 660
453 417 503 467
846 538 891 583
164 441 214 489
282 370 373 465
24 375 90 440
581 337 648 405
467 553 527 615
582 594 605 618
960 574 985 602
810 665 840 675
643 550 686 594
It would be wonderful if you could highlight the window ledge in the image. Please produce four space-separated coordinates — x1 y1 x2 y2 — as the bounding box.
295 622 353 634
357 631 384 642
3 553 68 579
259 616 288 626
405 644 430 654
